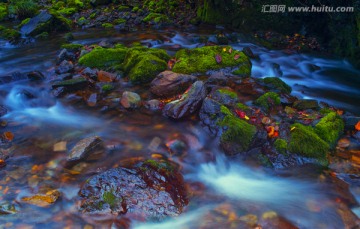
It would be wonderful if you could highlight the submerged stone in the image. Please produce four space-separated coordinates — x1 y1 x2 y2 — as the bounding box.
67 136 103 162
120 91 141 109
293 99 319 110
52 77 88 90
78 159 188 220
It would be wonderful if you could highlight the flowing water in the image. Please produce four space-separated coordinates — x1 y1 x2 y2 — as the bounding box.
0 27 359 228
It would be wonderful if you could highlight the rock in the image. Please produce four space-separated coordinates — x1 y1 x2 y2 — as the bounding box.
58 48 76 63
27 71 45 81
0 72 27 84
67 136 103 162
97 70 116 82
81 67 97 80
150 71 196 97
78 159 188 219
90 0 111 6
261 77 292 94
343 115 360 130
52 77 88 90
166 140 187 156
0 105 8 117
163 81 207 119
20 10 71 37
56 60 74 74
293 99 319 110
242 47 256 58
216 33 229 45
21 190 60 207
144 99 162 111
120 91 141 109
199 97 229 134
210 88 239 106
78 46 127 69
172 46 251 75
0 202 18 215
254 92 281 111
87 93 97 107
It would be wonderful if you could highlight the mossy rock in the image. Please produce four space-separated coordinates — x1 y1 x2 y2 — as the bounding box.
211 88 238 106
114 18 126 25
122 47 169 84
254 92 281 111
101 23 113 28
172 46 251 75
61 43 83 51
78 47 127 68
274 138 287 155
263 77 292 94
218 106 257 155
143 13 169 23
236 102 250 111
288 123 329 165
0 3 8 21
57 7 77 16
0 26 21 42
314 112 344 147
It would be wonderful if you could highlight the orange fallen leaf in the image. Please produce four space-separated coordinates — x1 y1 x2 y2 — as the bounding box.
228 48 232 53
3 132 14 141
355 121 360 131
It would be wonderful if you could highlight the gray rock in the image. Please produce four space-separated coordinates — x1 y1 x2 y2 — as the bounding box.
120 91 141 109
20 11 52 36
150 71 196 97
145 99 161 111
67 136 103 162
293 99 319 110
52 77 88 90
163 81 207 119
56 60 74 74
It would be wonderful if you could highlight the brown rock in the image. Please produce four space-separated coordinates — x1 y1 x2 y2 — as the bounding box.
97 70 116 82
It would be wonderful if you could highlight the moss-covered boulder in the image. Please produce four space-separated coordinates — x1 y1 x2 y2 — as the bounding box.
122 47 170 84
262 77 292 94
211 88 239 106
274 138 287 155
143 13 169 23
314 112 344 147
78 47 127 68
288 123 329 165
20 10 72 37
218 106 257 155
0 26 21 42
172 46 251 75
254 92 281 111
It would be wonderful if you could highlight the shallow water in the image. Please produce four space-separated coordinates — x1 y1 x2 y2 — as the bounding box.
0 27 359 228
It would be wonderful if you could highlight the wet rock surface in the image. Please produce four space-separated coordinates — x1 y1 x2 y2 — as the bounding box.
120 91 141 109
163 81 207 119
67 136 103 162
78 159 188 220
150 71 197 97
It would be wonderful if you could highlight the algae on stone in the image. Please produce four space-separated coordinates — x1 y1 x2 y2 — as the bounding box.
288 123 329 163
263 77 292 94
172 46 251 75
78 47 127 68
314 112 344 147
254 92 281 111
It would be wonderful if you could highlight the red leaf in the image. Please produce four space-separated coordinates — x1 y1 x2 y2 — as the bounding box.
235 109 246 118
215 54 222 64
234 54 240 60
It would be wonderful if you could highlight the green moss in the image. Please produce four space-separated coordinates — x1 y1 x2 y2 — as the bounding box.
77 16 88 26
61 43 83 51
0 26 21 41
254 92 281 111
220 105 233 116
17 18 31 28
57 7 77 16
314 112 344 147
236 102 249 111
118 5 130 11
143 13 169 23
263 77 292 94
172 46 251 75
128 54 167 84
142 159 174 172
35 31 49 39
52 77 87 87
232 64 251 77
217 89 237 99
288 123 329 163
114 18 126 24
67 0 84 9
132 6 139 12
101 23 113 28
8 0 38 20
78 47 127 68
197 0 223 24
101 84 114 92
218 110 256 153
0 3 7 21
89 12 97 19
274 138 287 155
103 191 118 207
48 9 72 31
319 108 333 115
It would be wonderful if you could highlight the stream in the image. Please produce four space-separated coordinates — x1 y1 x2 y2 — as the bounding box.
0 27 359 228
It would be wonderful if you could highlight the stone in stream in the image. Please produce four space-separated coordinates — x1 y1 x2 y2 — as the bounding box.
20 10 71 37
67 136 103 162
0 105 8 117
58 48 76 63
78 159 188 220
163 81 207 119
293 99 319 110
52 77 88 90
150 71 196 97
120 91 141 109
56 60 74 74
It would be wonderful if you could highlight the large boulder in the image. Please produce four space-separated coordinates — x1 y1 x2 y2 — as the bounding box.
20 10 72 37
78 159 188 220
172 46 251 76
150 71 196 97
163 81 207 119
